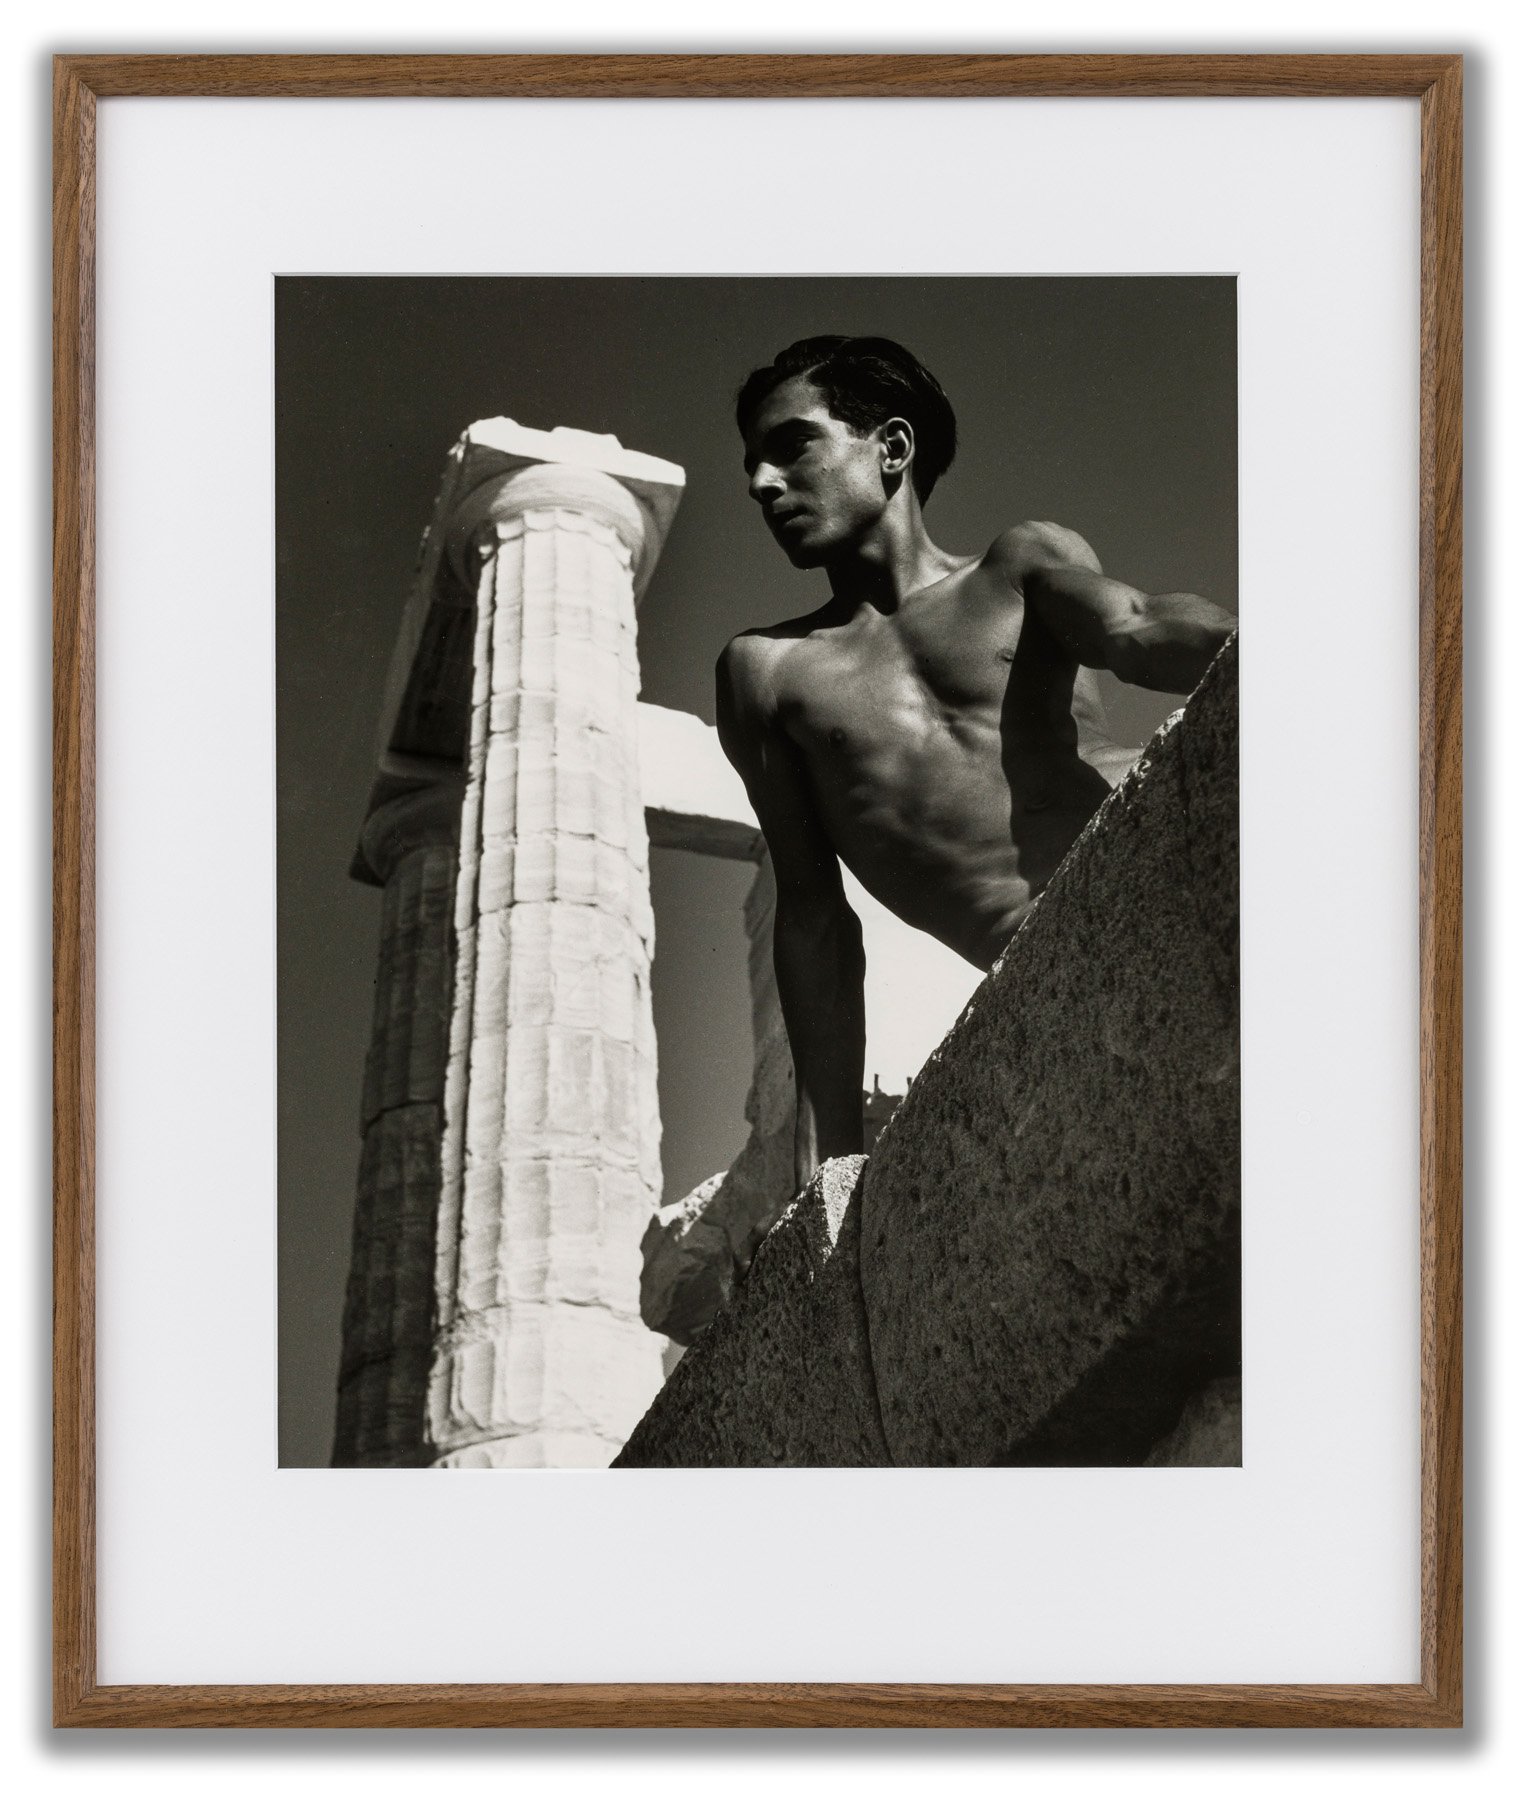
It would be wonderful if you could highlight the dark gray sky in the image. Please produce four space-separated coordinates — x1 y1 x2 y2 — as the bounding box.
276 276 1237 1466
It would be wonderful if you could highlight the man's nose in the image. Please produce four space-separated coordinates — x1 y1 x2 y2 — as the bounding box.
748 463 783 505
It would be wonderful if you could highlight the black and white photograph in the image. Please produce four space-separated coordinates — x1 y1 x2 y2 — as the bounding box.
276 275 1240 1471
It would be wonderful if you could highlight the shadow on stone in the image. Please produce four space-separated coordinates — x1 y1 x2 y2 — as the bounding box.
618 637 1240 1469
860 637 1240 1466
616 1156 889 1467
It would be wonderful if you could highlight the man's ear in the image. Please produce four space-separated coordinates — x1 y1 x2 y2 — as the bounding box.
880 416 915 480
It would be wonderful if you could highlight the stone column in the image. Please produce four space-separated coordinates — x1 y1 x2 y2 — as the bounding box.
333 782 462 1466
427 426 683 1468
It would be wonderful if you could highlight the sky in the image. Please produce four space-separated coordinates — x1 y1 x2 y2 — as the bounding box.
275 275 1237 1466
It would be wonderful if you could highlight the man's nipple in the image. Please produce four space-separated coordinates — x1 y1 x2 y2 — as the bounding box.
828 726 847 748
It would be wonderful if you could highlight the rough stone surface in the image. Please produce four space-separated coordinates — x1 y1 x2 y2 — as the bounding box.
642 1070 904 1348
639 1172 741 1344
619 638 1239 1468
1145 1376 1242 1467
860 636 1240 1465
333 809 458 1468
421 446 682 1467
615 1156 890 1467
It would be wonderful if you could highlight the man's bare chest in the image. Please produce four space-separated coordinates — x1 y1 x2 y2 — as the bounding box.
776 590 1029 760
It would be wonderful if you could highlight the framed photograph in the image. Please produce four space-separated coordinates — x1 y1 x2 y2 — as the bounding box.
54 53 1462 1727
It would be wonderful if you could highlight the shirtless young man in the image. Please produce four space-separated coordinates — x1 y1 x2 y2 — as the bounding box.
717 335 1237 1193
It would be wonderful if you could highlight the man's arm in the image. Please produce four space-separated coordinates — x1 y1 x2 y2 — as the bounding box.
1009 522 1236 695
716 637 865 1194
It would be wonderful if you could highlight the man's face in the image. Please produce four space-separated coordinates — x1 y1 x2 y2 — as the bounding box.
741 375 888 568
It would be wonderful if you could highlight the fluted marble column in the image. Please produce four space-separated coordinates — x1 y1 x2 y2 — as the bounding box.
333 782 462 1466
428 425 683 1467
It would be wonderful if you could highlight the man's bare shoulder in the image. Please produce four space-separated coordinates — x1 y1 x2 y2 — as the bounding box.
982 519 1103 587
717 607 836 714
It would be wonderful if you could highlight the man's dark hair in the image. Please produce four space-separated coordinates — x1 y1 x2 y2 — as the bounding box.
735 335 958 504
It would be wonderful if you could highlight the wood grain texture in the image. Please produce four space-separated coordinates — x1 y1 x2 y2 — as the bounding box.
54 52 1458 97
51 50 1464 1730
1417 57 1464 1730
52 1679 1457 1730
52 54 97 1730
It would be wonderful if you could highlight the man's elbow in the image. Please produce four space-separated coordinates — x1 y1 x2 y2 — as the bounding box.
1106 595 1233 692
1103 601 1167 686
1103 617 1151 687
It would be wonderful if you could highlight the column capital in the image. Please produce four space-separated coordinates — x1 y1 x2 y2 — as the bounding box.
358 781 464 886
441 419 684 604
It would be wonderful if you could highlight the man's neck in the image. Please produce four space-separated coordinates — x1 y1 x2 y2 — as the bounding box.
825 506 959 615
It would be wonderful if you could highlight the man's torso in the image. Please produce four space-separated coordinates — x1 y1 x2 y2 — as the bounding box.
744 530 1139 969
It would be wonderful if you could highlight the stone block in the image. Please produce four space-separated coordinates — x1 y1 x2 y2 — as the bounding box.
621 639 1239 1468
639 1171 731 1339
636 702 765 861
859 636 1240 1465
1145 1376 1242 1466
615 1157 890 1467
638 1106 796 1345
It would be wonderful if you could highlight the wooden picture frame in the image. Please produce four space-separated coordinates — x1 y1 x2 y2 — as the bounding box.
52 51 1463 1729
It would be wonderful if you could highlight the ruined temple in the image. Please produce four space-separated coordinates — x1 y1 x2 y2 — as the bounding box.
333 417 1239 1471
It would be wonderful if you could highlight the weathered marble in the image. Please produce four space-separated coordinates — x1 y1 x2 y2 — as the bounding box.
333 784 462 1467
426 430 684 1467
616 1156 889 1467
